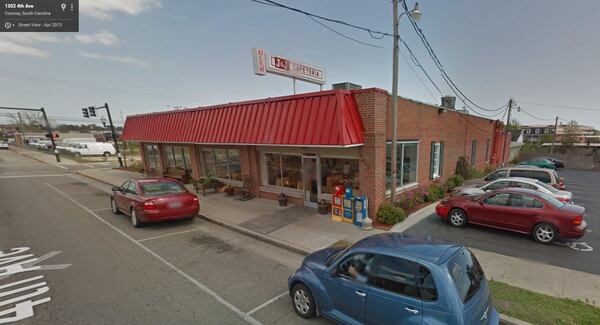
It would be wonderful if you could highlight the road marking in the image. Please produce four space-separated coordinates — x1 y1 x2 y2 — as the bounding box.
246 291 288 316
91 208 112 212
0 175 64 179
137 228 201 242
46 183 263 325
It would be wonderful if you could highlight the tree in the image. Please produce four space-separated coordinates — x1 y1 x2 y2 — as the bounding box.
561 120 579 147
507 118 521 133
540 134 553 144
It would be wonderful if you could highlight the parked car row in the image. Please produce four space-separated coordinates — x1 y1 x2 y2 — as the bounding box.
517 157 565 169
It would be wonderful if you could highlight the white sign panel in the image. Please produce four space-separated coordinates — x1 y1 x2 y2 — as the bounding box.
252 47 326 85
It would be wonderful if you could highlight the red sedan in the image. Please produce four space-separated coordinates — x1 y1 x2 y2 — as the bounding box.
436 188 587 244
110 178 199 227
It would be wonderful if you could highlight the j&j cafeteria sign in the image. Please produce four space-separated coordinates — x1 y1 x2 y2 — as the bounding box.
252 47 326 85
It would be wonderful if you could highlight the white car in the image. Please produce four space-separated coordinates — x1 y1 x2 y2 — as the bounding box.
454 177 573 203
70 142 116 157
0 141 8 149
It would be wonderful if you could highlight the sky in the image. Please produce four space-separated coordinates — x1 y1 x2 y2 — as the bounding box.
1 0 599 128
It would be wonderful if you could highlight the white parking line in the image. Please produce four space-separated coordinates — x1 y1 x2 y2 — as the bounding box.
246 291 288 316
0 174 65 179
137 228 201 242
45 183 263 325
91 208 112 212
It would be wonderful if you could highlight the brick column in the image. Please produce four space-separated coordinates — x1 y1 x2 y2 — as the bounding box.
187 144 201 179
353 89 389 220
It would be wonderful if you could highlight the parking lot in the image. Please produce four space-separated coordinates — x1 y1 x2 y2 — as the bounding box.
405 168 600 275
0 150 329 325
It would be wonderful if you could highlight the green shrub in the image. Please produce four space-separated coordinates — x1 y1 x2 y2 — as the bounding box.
443 175 465 192
426 184 445 201
376 203 407 225
129 161 144 173
450 175 464 187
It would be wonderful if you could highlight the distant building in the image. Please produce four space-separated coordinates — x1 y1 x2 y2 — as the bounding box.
522 124 555 143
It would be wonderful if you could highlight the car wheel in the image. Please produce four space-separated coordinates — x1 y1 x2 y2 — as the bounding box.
110 198 121 215
131 209 142 228
533 223 557 244
103 152 111 157
448 208 467 227
291 283 315 318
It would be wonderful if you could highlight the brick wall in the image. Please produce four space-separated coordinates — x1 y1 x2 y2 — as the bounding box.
354 89 389 218
353 88 498 219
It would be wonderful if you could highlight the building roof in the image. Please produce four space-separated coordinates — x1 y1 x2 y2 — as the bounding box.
122 89 365 147
353 233 462 264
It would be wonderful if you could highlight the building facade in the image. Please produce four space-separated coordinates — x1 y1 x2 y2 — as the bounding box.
122 88 509 218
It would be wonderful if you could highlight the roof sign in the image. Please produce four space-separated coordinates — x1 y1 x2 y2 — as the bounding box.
252 47 326 85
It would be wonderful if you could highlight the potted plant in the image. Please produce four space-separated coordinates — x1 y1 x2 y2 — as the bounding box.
224 185 235 197
317 199 329 214
277 192 288 207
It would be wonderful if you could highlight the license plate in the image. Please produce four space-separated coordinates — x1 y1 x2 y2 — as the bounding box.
168 201 182 208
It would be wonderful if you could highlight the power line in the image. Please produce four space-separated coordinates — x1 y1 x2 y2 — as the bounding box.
517 101 600 112
516 107 556 122
400 1 506 114
304 14 385 48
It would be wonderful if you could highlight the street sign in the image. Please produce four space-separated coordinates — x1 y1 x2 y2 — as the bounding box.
252 47 326 85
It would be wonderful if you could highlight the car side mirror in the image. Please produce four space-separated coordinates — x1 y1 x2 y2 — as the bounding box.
478 200 484 206
112 186 121 192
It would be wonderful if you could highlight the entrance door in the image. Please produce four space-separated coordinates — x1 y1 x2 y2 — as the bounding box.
302 156 319 207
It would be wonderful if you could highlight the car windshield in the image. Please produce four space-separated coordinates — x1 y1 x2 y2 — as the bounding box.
448 248 484 303
535 180 558 193
325 245 352 266
535 190 565 208
140 182 186 196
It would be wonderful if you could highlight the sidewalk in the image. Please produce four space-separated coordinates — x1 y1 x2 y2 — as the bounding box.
10 146 79 167
75 167 600 308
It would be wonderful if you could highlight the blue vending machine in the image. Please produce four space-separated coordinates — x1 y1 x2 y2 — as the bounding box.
353 196 368 227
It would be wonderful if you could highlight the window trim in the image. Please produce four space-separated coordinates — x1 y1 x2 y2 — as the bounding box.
386 140 420 191
199 147 242 184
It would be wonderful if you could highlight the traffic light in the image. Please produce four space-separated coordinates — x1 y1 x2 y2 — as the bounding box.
88 106 96 117
82 107 89 118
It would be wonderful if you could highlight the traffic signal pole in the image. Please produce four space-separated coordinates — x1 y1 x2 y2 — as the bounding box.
82 103 123 168
104 103 123 168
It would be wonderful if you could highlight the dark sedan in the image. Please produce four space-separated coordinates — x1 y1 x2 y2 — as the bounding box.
111 178 199 227
436 188 587 244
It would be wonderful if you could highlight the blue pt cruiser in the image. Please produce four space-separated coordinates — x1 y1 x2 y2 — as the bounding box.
288 233 499 325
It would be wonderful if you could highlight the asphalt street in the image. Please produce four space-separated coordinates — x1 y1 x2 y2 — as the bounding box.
0 150 330 325
405 168 600 275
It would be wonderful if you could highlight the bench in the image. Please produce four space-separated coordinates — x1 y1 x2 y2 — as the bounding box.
192 179 221 196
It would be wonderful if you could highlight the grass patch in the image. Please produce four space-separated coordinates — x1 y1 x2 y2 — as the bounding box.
328 240 352 249
490 280 600 325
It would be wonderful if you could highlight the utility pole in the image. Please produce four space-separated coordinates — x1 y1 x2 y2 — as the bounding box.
390 0 400 202
550 116 559 154
501 99 513 167
40 107 60 162
0 106 60 162
17 112 23 126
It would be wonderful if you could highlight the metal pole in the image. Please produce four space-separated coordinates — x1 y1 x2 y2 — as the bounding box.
120 110 128 168
501 99 512 167
390 0 399 202
104 103 123 168
293 78 296 94
40 107 60 163
550 116 559 154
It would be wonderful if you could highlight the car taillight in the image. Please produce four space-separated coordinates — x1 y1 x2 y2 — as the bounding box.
192 197 199 205
559 178 565 190
143 200 157 210
557 197 569 203
573 216 582 226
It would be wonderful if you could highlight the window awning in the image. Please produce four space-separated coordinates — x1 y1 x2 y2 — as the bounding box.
122 90 365 147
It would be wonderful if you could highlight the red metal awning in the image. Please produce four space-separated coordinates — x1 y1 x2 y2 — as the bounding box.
122 89 364 147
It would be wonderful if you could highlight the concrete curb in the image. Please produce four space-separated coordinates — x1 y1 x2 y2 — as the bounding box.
74 168 532 325
391 201 438 232
10 147 58 167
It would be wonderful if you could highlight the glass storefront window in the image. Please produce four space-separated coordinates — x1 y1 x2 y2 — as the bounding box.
228 149 242 181
281 155 302 190
145 144 159 169
264 153 281 186
163 145 190 171
214 149 229 179
320 157 359 194
386 141 419 190
201 148 242 181
164 145 175 168
201 150 215 177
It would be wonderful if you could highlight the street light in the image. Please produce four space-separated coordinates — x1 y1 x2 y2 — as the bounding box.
390 1 423 203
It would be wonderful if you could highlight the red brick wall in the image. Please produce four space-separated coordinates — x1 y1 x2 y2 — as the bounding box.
386 96 495 186
354 89 388 218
